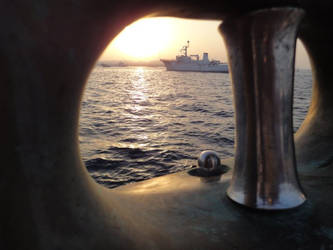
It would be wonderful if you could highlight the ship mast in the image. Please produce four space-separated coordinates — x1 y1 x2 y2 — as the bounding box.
180 40 190 56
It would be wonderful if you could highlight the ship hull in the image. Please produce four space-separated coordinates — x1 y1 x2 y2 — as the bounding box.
161 60 228 73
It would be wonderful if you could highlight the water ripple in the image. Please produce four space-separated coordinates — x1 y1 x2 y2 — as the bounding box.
80 66 312 188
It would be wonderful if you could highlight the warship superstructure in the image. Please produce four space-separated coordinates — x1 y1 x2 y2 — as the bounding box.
160 41 228 73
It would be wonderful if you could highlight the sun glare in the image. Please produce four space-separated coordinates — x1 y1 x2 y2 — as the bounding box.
105 18 173 60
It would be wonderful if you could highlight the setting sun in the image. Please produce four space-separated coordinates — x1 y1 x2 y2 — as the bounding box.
100 17 309 69
105 18 173 60
101 17 231 64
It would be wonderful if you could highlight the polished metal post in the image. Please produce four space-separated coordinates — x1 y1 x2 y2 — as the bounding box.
220 8 306 209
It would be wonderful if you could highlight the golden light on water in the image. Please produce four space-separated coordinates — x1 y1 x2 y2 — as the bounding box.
105 18 173 60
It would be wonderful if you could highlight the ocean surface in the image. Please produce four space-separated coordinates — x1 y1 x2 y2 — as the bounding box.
80 66 312 188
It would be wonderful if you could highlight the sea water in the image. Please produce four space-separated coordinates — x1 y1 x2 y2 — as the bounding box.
80 66 312 188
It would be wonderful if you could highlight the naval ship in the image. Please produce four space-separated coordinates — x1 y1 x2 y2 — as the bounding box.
160 41 228 73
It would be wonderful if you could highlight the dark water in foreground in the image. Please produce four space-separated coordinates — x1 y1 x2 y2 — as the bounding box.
80 66 312 188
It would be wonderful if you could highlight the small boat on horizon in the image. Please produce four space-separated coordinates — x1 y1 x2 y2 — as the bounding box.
160 41 228 73
100 61 128 67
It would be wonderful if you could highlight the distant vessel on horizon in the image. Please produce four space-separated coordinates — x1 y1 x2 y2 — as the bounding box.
160 41 228 73
99 61 128 67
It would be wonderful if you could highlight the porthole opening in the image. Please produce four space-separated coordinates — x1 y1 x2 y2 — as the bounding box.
79 17 312 189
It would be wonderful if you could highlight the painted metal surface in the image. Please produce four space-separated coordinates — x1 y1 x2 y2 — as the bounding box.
1 0 333 249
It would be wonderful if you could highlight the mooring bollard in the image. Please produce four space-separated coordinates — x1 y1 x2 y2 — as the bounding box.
220 8 306 209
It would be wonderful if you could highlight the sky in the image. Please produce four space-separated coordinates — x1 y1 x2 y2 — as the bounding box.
100 17 310 69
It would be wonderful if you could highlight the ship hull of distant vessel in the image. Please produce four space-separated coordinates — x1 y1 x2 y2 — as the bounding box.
161 60 228 73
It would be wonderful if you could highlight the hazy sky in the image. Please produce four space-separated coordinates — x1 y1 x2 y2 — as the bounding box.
101 17 310 69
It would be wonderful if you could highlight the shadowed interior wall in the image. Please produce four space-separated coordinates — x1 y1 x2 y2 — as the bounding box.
1 1 333 249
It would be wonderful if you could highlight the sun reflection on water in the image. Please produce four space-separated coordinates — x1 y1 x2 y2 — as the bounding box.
126 67 148 115
124 67 153 146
